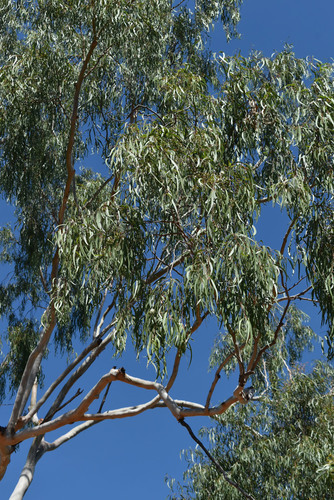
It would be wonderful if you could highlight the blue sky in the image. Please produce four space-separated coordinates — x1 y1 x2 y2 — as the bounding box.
1 1 334 498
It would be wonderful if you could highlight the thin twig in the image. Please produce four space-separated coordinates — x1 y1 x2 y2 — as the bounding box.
246 333 261 373
280 217 297 256
166 310 209 391
250 299 291 372
93 288 108 336
83 174 114 210
84 43 114 79
98 382 111 413
145 253 187 284
39 268 49 295
172 0 187 10
53 388 84 416
226 324 245 384
282 358 292 380
276 285 314 303
179 419 255 500
130 104 166 125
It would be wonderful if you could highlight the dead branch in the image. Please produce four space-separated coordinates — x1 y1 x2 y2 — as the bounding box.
54 389 84 416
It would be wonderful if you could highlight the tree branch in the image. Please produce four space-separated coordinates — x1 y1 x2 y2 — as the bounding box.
7 36 100 438
276 285 313 303
7 368 249 447
7 310 56 435
179 419 255 500
205 344 245 409
59 37 98 227
226 324 245 384
167 310 209 391
145 253 187 284
44 421 97 452
53 388 84 416
250 299 291 372
29 379 40 426
246 333 261 374
44 378 113 453
20 335 107 426
280 217 296 256
43 328 116 422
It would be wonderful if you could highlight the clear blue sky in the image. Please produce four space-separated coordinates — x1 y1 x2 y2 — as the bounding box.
1 1 334 498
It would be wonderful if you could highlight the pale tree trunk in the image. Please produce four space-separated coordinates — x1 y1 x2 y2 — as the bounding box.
9 437 46 500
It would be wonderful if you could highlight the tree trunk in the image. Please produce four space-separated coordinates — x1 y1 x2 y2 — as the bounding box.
9 437 46 500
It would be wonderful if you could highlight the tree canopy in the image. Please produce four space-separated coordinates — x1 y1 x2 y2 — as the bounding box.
169 360 334 499
0 1 333 499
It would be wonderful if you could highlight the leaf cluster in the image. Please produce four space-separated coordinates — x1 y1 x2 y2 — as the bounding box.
170 361 334 499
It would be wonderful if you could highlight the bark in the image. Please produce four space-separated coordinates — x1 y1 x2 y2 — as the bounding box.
0 444 11 481
9 437 46 500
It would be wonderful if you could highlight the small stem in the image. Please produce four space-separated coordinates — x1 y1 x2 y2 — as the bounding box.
179 419 255 500
98 382 111 413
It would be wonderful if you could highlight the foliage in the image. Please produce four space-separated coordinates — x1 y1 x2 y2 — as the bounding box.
0 1 333 499
2 320 43 394
0 0 244 382
169 361 334 500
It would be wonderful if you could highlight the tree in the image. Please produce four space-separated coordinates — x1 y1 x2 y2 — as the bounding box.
168 360 334 499
0 1 333 498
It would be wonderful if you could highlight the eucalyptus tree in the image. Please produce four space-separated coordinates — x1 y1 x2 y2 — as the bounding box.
0 1 334 499
168 360 334 499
